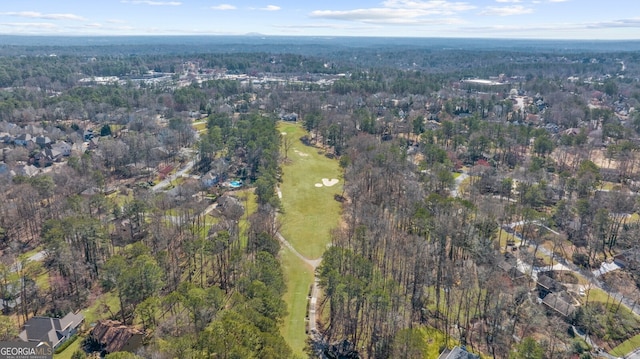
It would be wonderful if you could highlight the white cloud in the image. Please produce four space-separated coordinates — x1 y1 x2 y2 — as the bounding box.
211 4 236 10
548 0 569 2
0 22 61 34
311 0 475 25
261 5 281 11
0 22 58 29
495 0 522 2
121 0 182 6
0 11 86 21
479 5 533 16
382 0 476 13
463 17 640 33
585 18 640 29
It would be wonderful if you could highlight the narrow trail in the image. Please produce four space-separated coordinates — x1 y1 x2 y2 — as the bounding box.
275 232 322 269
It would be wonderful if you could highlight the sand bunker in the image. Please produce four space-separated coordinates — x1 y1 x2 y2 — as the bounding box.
281 132 287 135
294 149 309 157
322 178 339 187
314 183 323 187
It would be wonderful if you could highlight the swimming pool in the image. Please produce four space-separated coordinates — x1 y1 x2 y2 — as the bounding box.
229 180 242 188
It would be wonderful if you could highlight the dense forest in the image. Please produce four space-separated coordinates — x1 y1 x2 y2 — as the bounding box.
0 37 640 358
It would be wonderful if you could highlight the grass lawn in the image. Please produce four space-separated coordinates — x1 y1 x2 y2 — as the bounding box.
192 121 207 132
582 287 639 319
599 181 620 191
628 213 640 224
32 265 50 291
421 327 453 359
83 291 120 326
107 190 133 208
611 333 640 357
584 287 616 305
236 189 257 246
280 249 314 358
278 122 342 259
498 230 518 249
54 335 82 359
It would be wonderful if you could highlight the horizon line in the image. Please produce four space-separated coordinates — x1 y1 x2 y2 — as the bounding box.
0 33 638 42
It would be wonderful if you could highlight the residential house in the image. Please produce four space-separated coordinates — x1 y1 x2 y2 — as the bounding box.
19 312 84 349
84 129 95 142
34 148 63 167
34 136 52 148
14 134 32 146
91 320 144 354
24 125 43 136
12 164 39 177
280 112 298 122
536 274 566 298
497 253 527 284
542 292 577 318
217 195 244 219
88 137 100 150
613 250 638 268
438 346 479 359
201 171 219 188
0 132 12 144
51 141 72 157
150 146 169 159
201 158 229 188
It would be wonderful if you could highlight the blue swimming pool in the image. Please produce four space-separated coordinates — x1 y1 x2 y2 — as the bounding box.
229 180 243 188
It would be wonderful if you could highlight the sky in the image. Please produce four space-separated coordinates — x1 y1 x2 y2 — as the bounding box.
0 0 639 39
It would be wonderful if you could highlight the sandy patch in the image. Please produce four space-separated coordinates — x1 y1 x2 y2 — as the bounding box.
281 132 287 135
322 178 339 187
294 149 309 157
315 183 323 188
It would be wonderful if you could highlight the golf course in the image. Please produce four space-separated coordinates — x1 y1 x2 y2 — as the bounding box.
277 122 343 356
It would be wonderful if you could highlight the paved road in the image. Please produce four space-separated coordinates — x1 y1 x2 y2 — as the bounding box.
626 347 640 359
151 159 196 192
10 250 47 272
450 172 469 197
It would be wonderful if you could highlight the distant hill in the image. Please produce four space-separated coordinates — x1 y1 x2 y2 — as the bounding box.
0 35 639 56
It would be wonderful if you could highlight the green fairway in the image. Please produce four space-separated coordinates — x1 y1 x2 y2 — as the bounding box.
278 122 342 259
280 250 315 358
278 122 343 356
